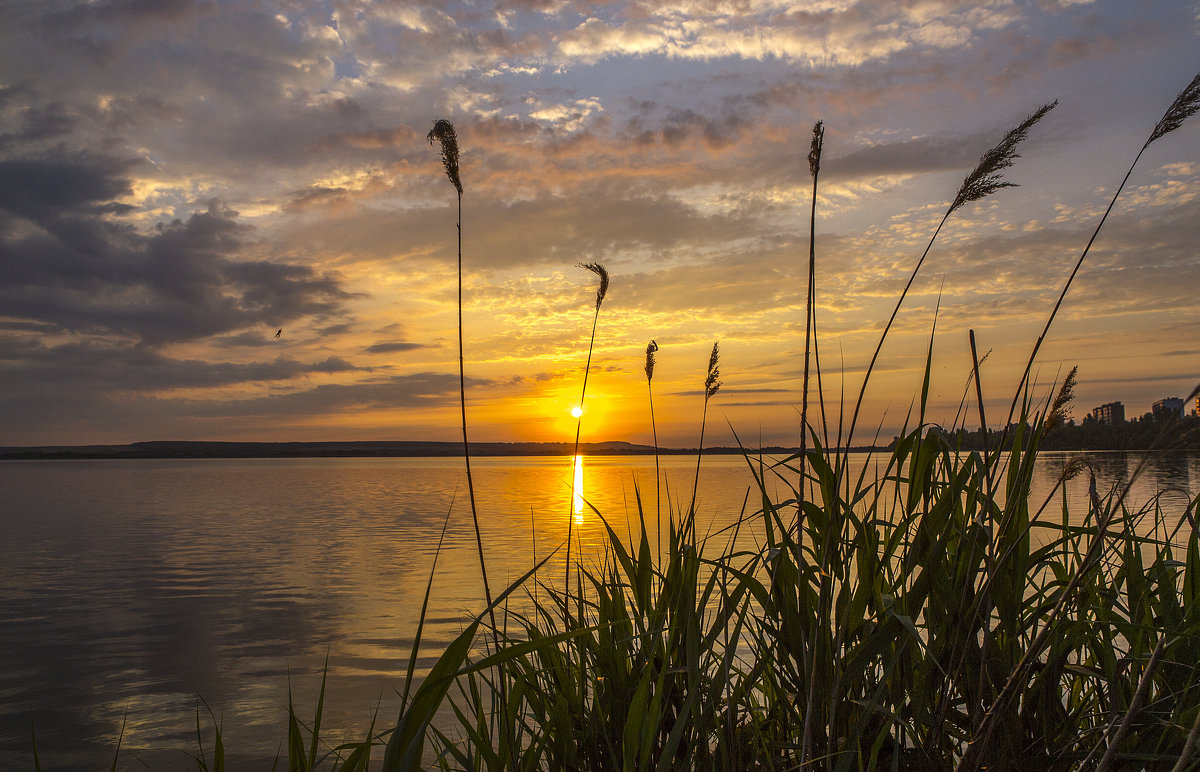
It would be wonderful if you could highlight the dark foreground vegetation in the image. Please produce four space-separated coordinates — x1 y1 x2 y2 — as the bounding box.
33 73 1200 770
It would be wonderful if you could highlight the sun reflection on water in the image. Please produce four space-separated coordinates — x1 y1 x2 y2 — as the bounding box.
572 454 584 521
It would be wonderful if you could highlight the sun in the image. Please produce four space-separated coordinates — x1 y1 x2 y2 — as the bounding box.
571 406 583 418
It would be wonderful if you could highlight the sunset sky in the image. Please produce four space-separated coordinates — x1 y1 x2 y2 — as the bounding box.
1 0 1197 448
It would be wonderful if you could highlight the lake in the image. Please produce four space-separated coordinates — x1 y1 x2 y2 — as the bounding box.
1 451 1196 769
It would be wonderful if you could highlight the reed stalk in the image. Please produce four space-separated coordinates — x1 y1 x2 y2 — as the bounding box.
565 262 609 589
841 101 1056 455
645 339 662 564
799 120 823 513
688 341 721 521
426 119 495 618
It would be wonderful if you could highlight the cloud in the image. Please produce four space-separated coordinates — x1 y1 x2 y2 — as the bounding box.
0 150 138 218
0 338 364 391
366 341 433 354
828 132 994 180
180 371 488 417
0 0 1195 445
0 149 352 347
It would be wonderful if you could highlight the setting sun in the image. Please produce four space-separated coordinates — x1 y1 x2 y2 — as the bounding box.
571 406 583 418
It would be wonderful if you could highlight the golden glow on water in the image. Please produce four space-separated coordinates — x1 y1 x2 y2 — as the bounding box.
5 453 1192 765
572 454 584 520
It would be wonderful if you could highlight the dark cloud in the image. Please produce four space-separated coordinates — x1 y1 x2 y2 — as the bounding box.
658 107 751 150
309 125 419 153
0 149 352 347
317 322 355 336
0 338 364 391
366 341 432 354
181 371 487 417
828 133 989 180
0 150 137 218
45 0 209 29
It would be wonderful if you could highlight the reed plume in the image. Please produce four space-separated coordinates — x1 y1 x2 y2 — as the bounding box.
950 101 1057 214
705 341 722 400
807 119 824 177
579 262 609 310
1146 71 1200 147
1046 365 1078 432
644 339 658 382
427 119 462 195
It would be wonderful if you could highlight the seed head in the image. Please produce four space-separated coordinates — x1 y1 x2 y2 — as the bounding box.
645 339 658 383
578 262 609 310
427 118 462 195
1059 454 1094 484
1146 72 1200 148
808 120 824 178
1047 365 1078 433
950 101 1056 214
704 341 721 400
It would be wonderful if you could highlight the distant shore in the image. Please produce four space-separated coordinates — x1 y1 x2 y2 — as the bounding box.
0 439 884 460
2 430 1197 459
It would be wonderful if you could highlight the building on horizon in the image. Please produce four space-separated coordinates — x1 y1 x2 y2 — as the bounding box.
1153 397 1185 420
1091 402 1125 424
1194 394 1200 417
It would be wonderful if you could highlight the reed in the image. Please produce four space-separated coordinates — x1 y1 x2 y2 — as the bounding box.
799 119 823 510
425 119 495 622
565 261 610 589
644 339 662 562
688 341 721 520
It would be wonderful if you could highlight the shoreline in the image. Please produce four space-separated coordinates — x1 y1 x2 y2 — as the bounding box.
0 439 886 460
3 439 1192 460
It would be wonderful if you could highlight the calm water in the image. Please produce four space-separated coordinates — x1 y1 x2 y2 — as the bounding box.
1 452 1196 769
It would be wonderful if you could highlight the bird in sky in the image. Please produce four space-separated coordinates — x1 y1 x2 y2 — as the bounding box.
274 329 282 338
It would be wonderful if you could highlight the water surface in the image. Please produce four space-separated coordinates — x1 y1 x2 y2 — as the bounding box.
1 451 1195 769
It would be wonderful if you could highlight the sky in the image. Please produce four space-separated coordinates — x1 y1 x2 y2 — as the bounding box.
1 0 1197 448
